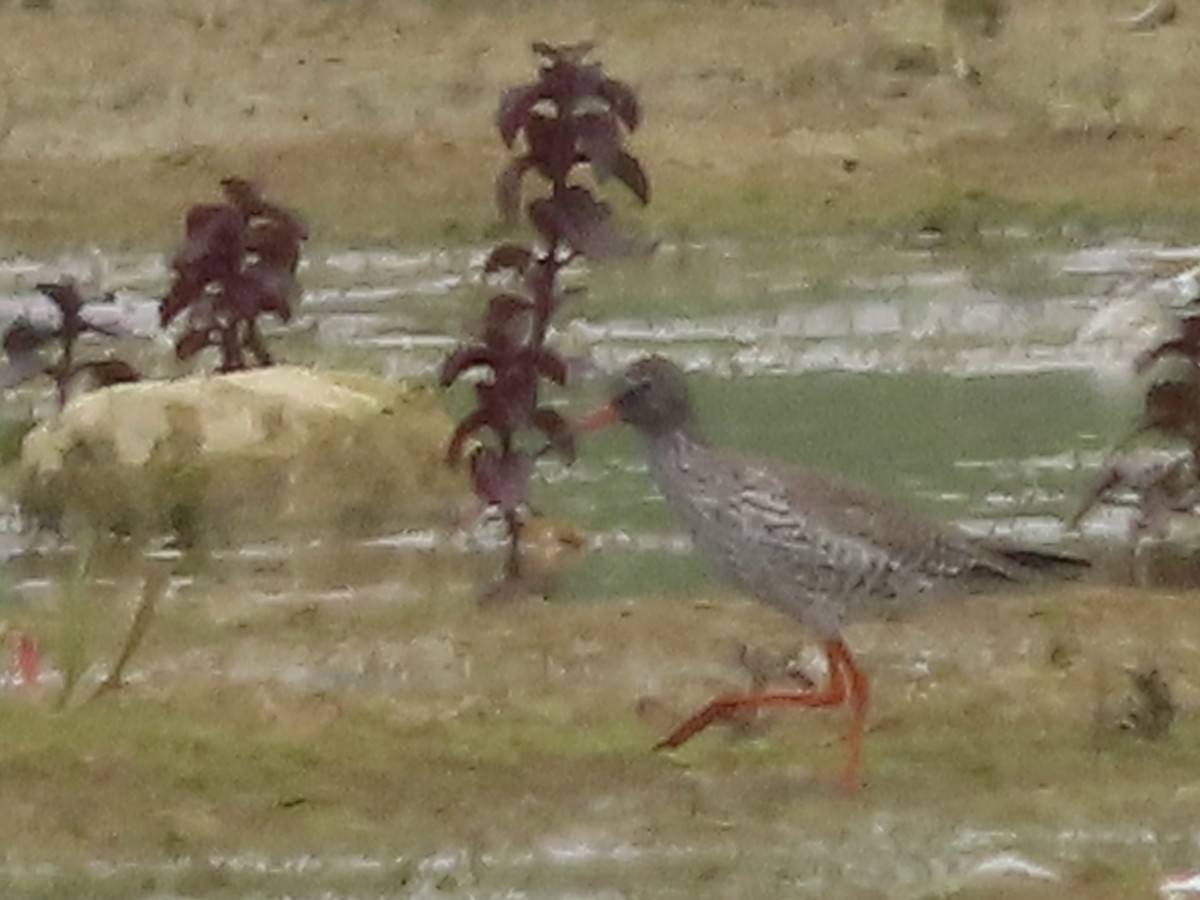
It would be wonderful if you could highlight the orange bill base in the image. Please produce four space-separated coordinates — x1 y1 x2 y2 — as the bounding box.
576 402 620 432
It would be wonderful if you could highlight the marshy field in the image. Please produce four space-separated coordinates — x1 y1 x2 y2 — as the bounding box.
4 1 1200 898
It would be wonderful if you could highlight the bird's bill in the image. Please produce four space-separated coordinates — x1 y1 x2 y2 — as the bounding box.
575 401 620 433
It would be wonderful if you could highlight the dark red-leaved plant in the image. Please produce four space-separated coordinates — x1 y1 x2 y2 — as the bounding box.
441 41 651 588
1 279 139 409
1074 299 1200 537
161 177 308 373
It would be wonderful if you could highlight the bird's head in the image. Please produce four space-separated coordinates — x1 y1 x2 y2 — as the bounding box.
577 355 696 438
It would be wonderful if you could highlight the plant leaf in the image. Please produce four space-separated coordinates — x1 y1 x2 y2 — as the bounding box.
612 151 651 204
243 320 275 367
217 324 245 372
216 271 264 321
160 276 203 327
575 112 622 179
527 197 562 246
531 41 595 67
241 268 295 323
484 243 535 275
246 216 307 273
524 113 575 184
36 281 85 320
174 204 244 277
496 157 534 224
478 364 540 435
73 359 141 388
483 294 534 347
220 177 268 217
543 58 605 110
3 318 56 357
440 346 497 387
534 348 568 386
497 83 545 148
529 187 649 258
531 407 576 462
175 327 214 361
447 407 493 466
597 76 641 132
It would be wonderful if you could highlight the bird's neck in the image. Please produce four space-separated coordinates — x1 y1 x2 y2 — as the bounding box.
645 419 706 453
642 425 717 524
644 425 708 484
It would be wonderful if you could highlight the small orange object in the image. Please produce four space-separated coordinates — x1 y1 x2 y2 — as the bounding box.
13 632 40 691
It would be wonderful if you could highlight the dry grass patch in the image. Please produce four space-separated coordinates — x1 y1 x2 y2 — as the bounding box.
0 0 1197 250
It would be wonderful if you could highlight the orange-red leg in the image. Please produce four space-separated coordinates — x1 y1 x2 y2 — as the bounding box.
832 639 870 791
655 638 871 791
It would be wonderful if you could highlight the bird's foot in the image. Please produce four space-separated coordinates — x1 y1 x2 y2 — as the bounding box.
654 695 745 750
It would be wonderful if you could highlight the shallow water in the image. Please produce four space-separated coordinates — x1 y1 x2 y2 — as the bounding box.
0 233 1178 558
3 235 1200 898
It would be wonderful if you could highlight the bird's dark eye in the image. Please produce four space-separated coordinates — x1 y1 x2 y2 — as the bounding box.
620 378 652 403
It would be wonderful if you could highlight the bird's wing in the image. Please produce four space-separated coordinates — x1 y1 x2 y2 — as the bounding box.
715 448 1021 585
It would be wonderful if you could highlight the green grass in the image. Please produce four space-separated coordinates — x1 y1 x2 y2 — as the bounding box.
0 560 1197 896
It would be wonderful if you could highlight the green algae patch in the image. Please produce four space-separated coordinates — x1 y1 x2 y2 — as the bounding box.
14 367 466 542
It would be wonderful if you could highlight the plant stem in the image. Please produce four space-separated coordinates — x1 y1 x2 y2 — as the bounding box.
504 510 523 581
89 566 167 703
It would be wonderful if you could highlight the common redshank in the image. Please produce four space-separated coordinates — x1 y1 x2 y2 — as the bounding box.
579 355 1086 790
